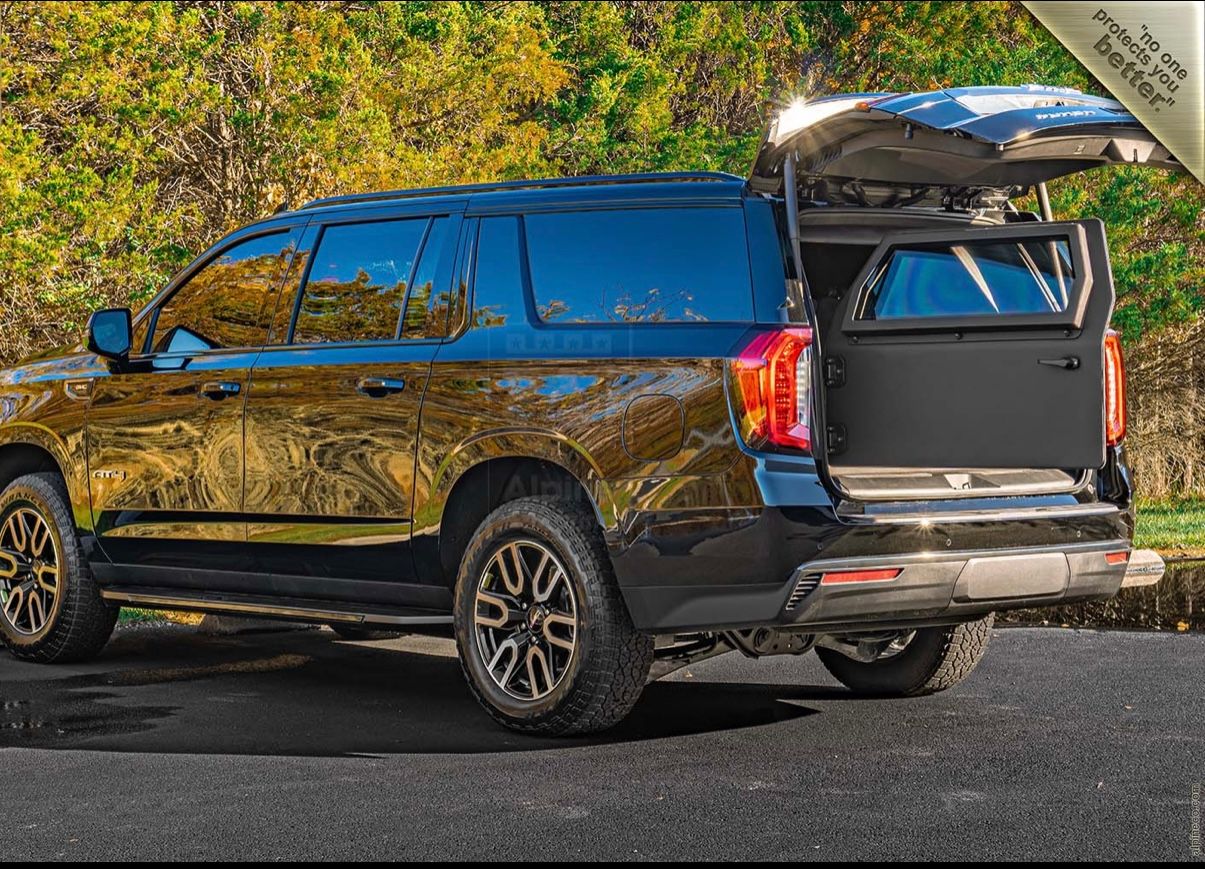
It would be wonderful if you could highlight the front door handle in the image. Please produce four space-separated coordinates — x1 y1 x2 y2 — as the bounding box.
356 376 406 397
1037 356 1080 370
200 380 241 399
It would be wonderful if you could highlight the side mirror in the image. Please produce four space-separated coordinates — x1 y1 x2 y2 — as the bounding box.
86 308 133 366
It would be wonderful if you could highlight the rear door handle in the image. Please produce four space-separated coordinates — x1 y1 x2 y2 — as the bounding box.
357 376 406 397
1038 356 1080 370
200 380 241 399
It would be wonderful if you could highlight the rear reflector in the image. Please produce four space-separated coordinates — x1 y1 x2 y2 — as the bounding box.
1105 551 1130 566
1104 331 1126 446
820 568 902 585
730 327 813 453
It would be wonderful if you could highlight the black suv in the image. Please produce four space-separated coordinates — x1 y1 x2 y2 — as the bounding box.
0 87 1173 734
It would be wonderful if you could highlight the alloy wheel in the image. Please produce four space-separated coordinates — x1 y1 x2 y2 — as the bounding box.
473 539 578 701
0 505 61 636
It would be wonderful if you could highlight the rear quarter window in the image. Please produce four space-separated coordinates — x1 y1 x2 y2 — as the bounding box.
523 207 753 324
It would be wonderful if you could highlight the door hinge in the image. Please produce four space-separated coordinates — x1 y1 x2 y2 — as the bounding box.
824 356 846 388
826 424 847 456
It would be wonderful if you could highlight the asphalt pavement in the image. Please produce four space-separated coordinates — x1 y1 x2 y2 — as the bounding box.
1 624 1200 860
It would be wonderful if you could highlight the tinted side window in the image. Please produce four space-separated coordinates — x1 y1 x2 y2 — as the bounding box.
401 217 453 338
151 231 297 353
524 208 753 324
292 218 427 345
860 237 1075 320
472 216 525 329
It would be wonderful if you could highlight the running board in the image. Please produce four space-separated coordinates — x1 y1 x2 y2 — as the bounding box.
99 587 453 626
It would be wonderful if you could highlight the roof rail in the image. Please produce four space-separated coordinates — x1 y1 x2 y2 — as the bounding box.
299 171 744 211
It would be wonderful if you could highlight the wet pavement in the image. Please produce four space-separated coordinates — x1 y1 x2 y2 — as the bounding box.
1 624 1201 859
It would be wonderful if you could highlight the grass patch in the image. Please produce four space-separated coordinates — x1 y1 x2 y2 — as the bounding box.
117 607 164 624
1134 499 1205 555
116 608 204 626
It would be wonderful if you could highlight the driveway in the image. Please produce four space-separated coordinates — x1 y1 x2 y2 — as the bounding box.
1 625 1200 860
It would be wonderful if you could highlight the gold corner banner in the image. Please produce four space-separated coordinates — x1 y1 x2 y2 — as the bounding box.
1024 0 1204 182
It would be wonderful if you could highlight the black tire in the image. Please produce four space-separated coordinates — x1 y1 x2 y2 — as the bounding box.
815 614 994 697
453 496 653 735
0 472 117 663
329 624 405 641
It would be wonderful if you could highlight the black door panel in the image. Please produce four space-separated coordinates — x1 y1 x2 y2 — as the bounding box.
824 219 1114 470
87 228 302 567
88 348 264 564
241 212 458 587
242 344 434 554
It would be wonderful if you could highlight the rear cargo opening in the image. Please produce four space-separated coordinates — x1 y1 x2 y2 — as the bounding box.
746 87 1162 502
796 207 1111 501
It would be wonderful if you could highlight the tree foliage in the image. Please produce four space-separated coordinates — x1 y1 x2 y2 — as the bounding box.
0 0 1200 362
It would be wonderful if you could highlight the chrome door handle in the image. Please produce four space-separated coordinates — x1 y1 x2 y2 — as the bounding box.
356 376 406 397
1037 356 1080 370
200 380 241 399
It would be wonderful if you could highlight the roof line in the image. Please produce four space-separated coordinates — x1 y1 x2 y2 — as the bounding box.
299 171 745 210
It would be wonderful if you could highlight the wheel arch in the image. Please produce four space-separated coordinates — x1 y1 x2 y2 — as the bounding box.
426 448 614 590
0 440 62 488
0 427 93 533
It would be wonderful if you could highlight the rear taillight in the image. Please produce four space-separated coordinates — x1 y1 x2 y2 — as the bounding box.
730 327 813 452
1104 330 1126 446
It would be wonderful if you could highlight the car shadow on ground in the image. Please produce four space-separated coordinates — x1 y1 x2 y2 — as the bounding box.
0 625 848 757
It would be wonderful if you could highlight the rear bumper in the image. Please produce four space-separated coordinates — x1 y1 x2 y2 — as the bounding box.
775 541 1128 630
611 502 1134 633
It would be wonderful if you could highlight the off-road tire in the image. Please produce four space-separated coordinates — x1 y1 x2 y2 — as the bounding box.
0 472 117 663
453 496 653 735
815 614 994 697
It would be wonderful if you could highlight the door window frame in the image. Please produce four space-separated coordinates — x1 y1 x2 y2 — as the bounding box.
842 221 1095 335
133 221 308 360
273 210 465 350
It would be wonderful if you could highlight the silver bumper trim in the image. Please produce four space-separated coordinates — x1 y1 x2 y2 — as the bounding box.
793 539 1130 574
1120 548 1166 588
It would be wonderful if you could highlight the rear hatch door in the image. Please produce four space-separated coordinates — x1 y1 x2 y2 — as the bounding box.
749 85 1179 205
823 218 1114 470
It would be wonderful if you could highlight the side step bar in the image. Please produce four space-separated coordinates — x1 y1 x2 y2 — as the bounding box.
99 587 453 627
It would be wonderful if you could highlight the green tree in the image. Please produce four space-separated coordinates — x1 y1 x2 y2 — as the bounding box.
0 0 1200 361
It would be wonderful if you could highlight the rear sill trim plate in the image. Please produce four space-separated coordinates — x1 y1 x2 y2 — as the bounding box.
842 502 1120 525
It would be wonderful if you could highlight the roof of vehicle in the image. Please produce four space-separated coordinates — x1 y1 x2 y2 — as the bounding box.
285 171 749 220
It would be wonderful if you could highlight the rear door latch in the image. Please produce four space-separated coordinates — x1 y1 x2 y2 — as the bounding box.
1037 356 1080 370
